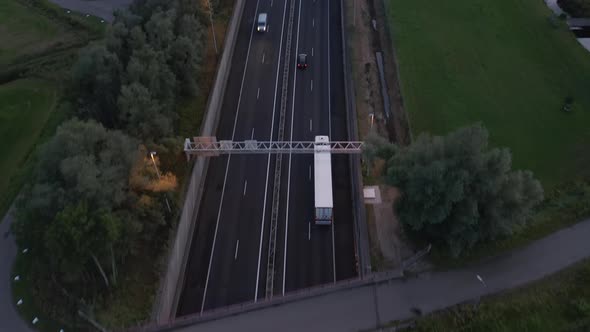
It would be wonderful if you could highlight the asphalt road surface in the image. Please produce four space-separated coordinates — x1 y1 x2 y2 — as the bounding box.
177 0 357 316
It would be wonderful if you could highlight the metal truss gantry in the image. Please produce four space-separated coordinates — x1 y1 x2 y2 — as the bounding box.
184 137 364 157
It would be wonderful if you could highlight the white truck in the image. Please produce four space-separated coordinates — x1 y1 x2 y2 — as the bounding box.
313 136 333 225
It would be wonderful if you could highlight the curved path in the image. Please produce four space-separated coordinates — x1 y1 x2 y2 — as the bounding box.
0 210 34 332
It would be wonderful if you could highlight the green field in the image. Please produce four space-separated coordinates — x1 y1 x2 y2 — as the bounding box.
385 0 590 188
0 79 57 213
0 0 78 66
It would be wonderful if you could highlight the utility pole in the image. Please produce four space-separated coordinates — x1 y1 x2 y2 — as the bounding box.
207 0 219 54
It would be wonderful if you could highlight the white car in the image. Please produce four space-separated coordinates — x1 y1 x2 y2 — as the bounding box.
257 13 267 32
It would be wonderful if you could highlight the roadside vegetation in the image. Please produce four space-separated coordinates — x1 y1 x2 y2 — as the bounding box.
394 259 590 331
8 0 230 330
365 125 543 257
377 0 590 262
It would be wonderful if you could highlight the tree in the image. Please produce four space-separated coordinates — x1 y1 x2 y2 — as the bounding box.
71 46 122 127
384 124 544 257
118 82 173 140
169 35 202 96
14 119 138 299
171 15 205 96
125 42 177 109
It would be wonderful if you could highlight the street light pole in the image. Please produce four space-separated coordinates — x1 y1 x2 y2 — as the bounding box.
207 0 219 54
150 152 171 213
149 152 161 178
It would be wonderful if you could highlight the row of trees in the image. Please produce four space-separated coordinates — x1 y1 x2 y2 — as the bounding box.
365 124 544 257
13 0 206 322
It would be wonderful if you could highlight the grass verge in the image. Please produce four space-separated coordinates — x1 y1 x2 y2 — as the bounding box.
400 258 590 331
0 0 104 68
0 0 74 66
0 79 62 222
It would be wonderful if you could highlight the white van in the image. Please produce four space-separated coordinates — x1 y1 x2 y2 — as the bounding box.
257 13 268 32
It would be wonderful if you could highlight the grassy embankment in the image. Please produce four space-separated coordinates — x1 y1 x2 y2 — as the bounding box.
381 0 590 329
383 0 590 266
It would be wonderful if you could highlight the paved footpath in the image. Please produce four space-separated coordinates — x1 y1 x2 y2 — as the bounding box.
172 218 590 332
47 0 132 22
0 210 34 332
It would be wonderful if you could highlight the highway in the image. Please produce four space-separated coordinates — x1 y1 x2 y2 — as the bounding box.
177 0 357 316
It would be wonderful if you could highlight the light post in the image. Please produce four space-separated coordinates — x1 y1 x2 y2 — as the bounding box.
207 0 219 54
150 152 172 213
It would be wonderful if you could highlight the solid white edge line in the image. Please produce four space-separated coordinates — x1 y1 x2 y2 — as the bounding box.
255 0 289 303
243 180 248 196
235 240 240 260
328 0 336 284
200 0 261 314
282 0 303 296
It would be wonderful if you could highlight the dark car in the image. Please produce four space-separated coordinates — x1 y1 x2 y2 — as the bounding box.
297 53 308 69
